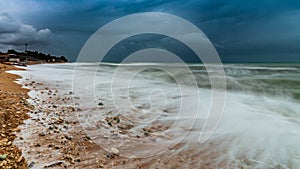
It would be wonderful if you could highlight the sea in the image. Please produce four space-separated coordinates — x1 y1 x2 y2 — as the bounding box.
11 62 300 169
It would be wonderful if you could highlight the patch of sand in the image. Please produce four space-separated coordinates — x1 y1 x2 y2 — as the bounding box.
0 63 31 169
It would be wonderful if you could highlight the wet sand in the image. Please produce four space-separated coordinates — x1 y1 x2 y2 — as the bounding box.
0 63 30 169
10 71 238 169
12 76 158 169
4 63 253 169
2 62 298 168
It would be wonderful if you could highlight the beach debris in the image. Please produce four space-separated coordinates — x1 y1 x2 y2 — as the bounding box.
144 131 149 136
110 147 119 155
39 132 46 136
6 141 12 146
28 161 35 168
151 132 165 137
0 138 8 145
83 135 91 140
98 102 104 106
105 149 119 159
117 122 134 131
65 135 73 140
113 116 120 123
0 154 7 160
105 153 113 159
16 156 23 163
12 127 21 132
143 128 150 136
106 116 122 127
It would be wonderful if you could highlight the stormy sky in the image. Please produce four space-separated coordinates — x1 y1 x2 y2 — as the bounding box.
0 0 300 62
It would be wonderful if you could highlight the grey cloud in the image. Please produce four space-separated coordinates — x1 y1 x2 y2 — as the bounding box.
1 0 300 62
0 13 20 33
0 13 52 47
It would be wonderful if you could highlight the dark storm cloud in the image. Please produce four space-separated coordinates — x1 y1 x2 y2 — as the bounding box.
0 13 52 50
104 34 200 63
166 0 300 62
0 0 300 62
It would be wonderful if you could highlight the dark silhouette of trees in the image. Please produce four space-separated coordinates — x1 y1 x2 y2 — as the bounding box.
7 49 17 54
60 56 68 62
5 49 68 62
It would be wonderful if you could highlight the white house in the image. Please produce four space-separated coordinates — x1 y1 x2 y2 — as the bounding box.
8 54 20 63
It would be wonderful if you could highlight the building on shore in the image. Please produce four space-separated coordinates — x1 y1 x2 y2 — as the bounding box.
0 53 25 66
0 54 10 62
8 54 21 63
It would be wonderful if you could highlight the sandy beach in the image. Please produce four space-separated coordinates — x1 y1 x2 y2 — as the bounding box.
5 63 228 169
1 63 300 169
0 63 30 168
7 64 195 168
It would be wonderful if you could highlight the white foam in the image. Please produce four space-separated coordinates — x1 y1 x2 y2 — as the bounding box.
11 63 300 168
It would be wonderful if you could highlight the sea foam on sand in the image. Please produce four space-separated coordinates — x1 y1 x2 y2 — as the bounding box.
10 63 300 169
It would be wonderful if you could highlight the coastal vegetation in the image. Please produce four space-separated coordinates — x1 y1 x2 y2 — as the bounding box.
0 49 68 65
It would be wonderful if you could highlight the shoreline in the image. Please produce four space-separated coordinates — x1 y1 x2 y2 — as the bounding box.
9 64 125 168
0 63 31 168
3 63 299 168
7 64 187 168
9 63 231 168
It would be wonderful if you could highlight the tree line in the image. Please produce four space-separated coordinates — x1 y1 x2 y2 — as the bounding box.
0 49 68 62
